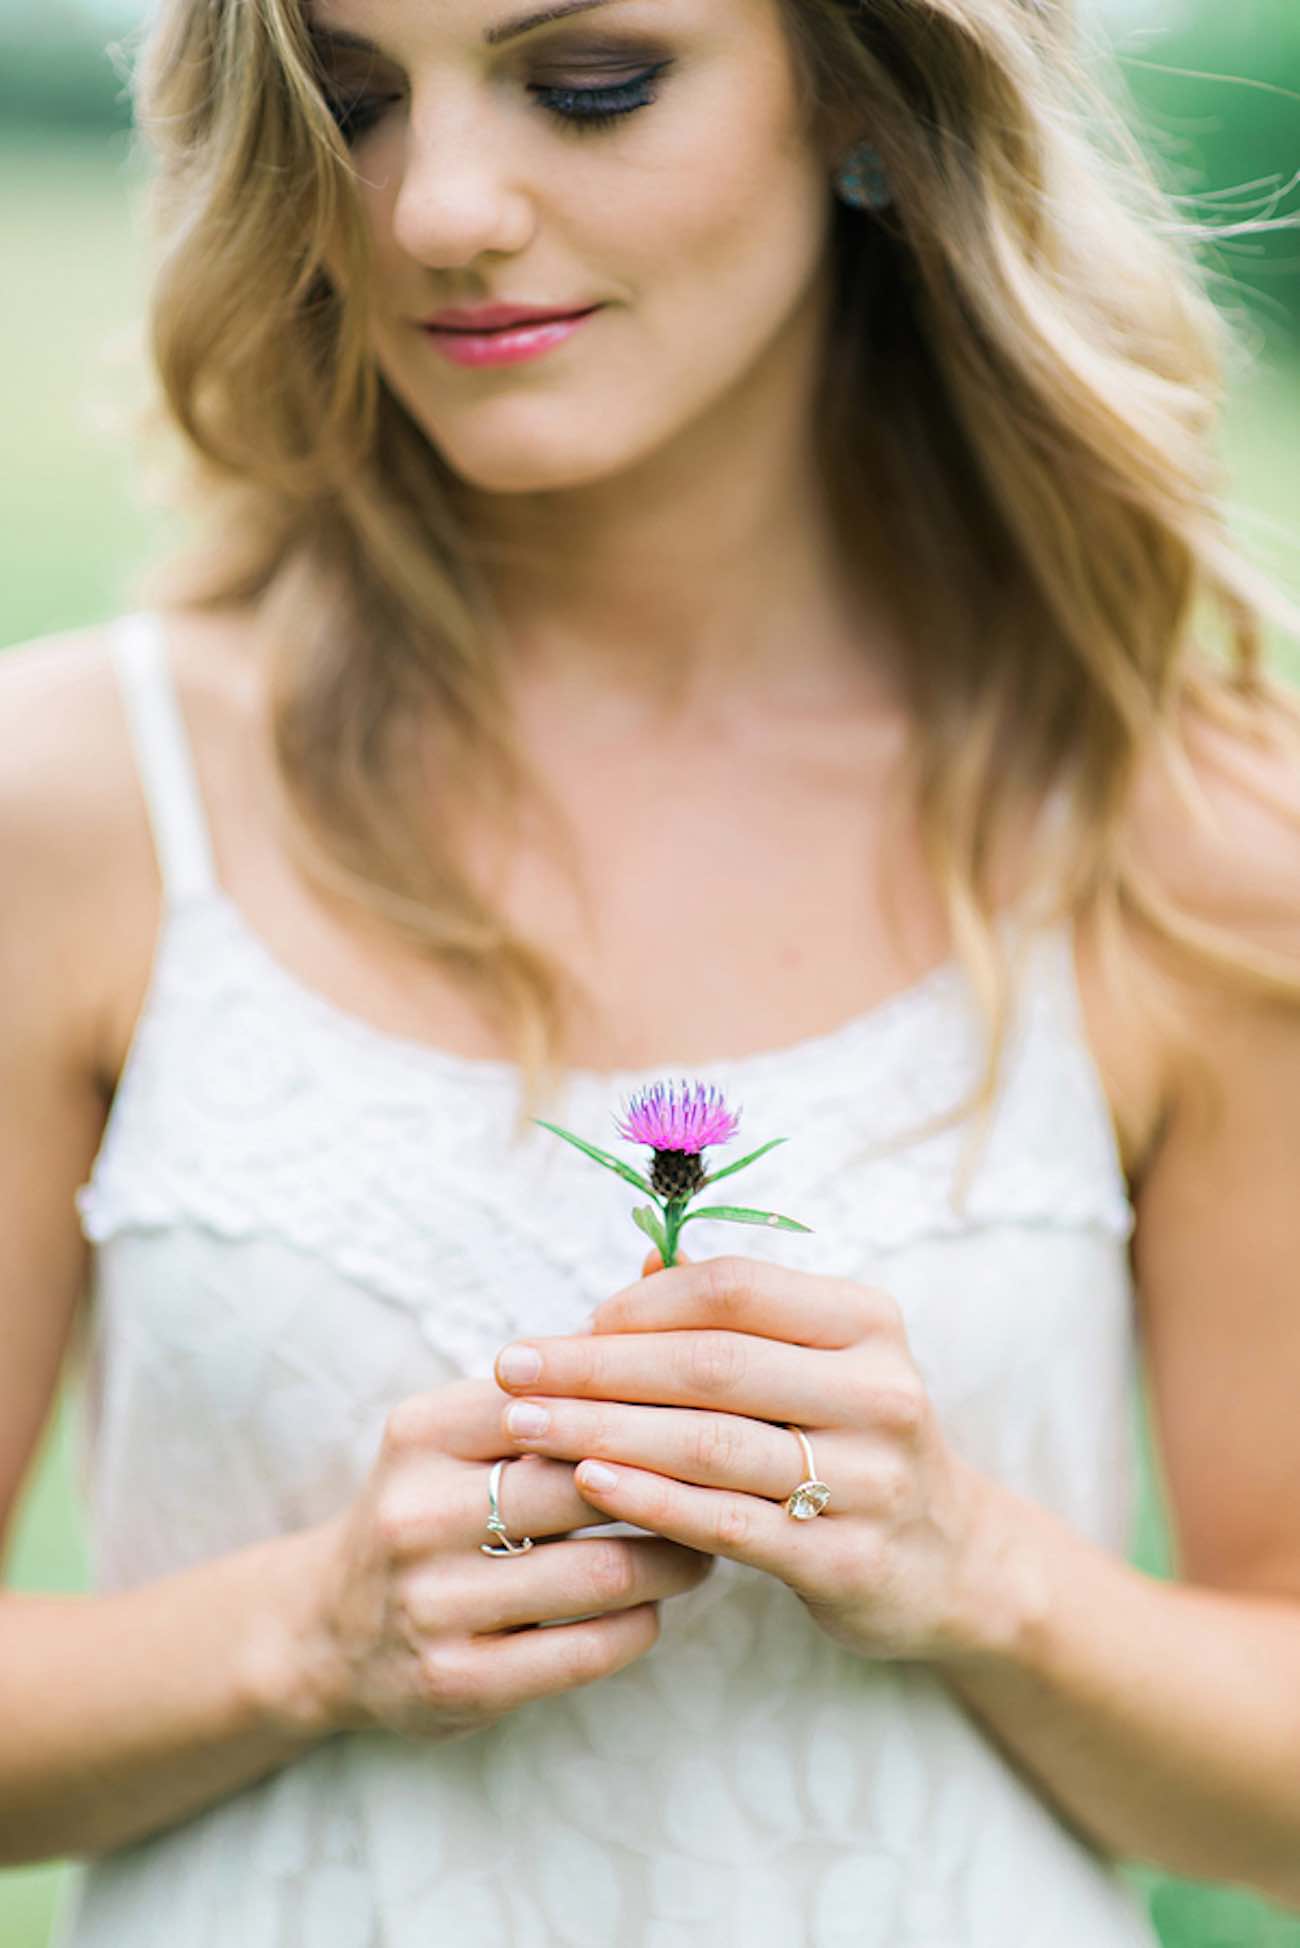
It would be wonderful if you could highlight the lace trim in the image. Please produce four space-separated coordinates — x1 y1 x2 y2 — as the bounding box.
75 898 1132 1370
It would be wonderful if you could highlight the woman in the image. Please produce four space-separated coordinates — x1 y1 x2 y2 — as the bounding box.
3 0 1300 1940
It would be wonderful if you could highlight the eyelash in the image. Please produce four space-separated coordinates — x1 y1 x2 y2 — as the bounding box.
325 63 671 146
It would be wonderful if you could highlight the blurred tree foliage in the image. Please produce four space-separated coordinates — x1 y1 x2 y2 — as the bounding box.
1100 1 1300 343
0 2 139 134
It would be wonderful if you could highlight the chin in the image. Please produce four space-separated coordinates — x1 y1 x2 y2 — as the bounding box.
438 450 613 496
423 415 648 498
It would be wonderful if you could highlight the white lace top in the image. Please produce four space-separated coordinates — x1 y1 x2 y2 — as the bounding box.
52 609 1159 1947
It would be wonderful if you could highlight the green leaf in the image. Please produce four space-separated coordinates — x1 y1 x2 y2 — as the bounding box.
533 1120 654 1195
680 1203 814 1235
700 1136 789 1188
630 1205 669 1256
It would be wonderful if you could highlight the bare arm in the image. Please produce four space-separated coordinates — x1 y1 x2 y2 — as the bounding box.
939 718 1300 1909
944 1486 1300 1908
0 1533 343 1864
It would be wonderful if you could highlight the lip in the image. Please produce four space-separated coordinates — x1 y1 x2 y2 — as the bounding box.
421 302 601 331
420 306 602 369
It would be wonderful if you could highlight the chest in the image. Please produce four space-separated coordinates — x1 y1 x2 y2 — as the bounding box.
209 683 971 1060
102 644 1165 1185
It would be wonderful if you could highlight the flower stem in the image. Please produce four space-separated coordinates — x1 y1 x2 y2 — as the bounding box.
662 1200 689 1267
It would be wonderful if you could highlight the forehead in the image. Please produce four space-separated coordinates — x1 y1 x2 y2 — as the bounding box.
307 0 657 51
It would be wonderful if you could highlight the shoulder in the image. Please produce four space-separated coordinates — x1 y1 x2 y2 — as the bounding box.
0 601 260 869
1119 682 1300 1160
1070 682 1300 1187
0 609 253 1082
0 620 140 908
0 605 264 1086
0 620 151 1084
1126 692 1300 969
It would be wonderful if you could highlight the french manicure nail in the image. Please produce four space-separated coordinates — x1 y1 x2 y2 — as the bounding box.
506 1402 550 1438
498 1345 542 1385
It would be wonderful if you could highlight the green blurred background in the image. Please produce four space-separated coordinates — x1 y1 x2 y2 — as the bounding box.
1 0 1297 1941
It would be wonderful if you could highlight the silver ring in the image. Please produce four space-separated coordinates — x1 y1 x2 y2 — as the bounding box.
481 1457 535 1556
783 1424 831 1520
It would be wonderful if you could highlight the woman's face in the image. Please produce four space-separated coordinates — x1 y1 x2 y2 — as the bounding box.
310 0 841 497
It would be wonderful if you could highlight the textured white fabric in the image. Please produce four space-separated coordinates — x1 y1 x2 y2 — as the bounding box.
52 610 1159 1946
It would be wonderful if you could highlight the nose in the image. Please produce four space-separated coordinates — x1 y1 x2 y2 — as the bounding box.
389 103 537 269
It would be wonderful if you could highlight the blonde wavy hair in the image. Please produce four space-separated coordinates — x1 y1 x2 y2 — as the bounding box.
113 0 1300 1193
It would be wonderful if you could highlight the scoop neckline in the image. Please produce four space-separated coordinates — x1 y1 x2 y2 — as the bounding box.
189 886 1025 1095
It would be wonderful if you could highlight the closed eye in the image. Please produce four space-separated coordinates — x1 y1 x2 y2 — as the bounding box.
532 62 672 132
324 61 672 145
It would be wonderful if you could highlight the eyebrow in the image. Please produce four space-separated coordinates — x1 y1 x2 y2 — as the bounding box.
484 0 618 46
310 0 622 56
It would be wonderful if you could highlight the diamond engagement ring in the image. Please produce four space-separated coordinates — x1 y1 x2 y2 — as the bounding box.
481 1457 536 1556
783 1425 831 1520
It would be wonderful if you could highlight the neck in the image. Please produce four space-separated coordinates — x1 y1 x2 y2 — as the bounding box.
457 287 900 727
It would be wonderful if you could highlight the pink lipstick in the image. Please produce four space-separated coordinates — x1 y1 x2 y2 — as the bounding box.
420 303 603 369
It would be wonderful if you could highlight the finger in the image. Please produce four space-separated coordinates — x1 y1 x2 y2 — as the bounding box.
495 1325 872 1426
593 1255 900 1349
640 1247 694 1276
435 1603 664 1714
503 1398 866 1503
379 1378 522 1466
571 1460 799 1578
412 1535 713 1635
377 1454 619 1561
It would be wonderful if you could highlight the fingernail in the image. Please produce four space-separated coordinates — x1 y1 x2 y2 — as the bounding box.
579 1462 619 1493
498 1345 542 1385
505 1402 550 1438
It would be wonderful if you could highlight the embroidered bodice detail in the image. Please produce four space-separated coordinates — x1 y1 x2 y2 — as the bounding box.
75 881 1133 1379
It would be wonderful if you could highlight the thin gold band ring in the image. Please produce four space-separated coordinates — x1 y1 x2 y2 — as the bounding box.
783 1425 831 1520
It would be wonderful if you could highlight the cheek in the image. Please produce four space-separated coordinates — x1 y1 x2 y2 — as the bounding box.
623 133 832 403
625 45 834 369
682 146 828 312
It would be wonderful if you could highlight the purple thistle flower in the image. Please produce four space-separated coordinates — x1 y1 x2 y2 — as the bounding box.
534 1078 808 1266
616 1079 741 1201
616 1078 742 1155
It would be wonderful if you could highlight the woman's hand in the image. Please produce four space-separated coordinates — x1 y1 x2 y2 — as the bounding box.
493 1253 1016 1666
295 1377 713 1740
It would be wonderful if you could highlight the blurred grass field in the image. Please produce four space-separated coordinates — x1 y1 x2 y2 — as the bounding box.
1 121 1299 1948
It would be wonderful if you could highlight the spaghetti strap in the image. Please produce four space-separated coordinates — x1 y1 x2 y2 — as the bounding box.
109 610 219 905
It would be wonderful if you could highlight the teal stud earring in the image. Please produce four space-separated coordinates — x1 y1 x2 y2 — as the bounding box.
834 142 893 212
